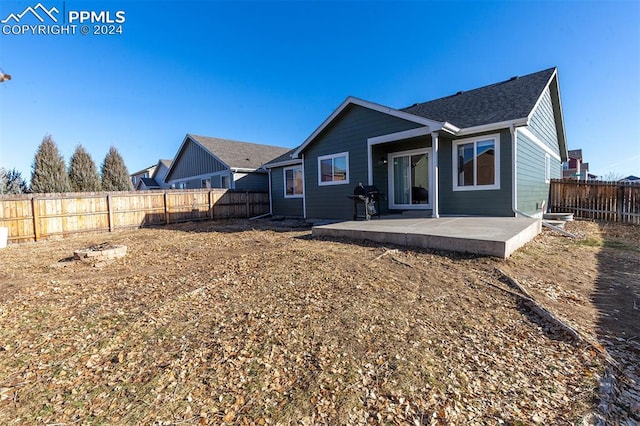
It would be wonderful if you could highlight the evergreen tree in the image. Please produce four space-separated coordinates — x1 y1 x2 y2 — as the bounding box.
30 135 71 193
101 146 132 191
0 168 7 194
6 169 27 194
69 144 101 192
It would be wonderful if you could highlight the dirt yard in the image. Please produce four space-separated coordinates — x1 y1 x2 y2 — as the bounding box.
0 218 638 424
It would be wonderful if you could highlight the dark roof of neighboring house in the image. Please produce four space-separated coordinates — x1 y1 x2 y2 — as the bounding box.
138 177 160 189
621 175 640 181
401 67 556 129
189 134 290 169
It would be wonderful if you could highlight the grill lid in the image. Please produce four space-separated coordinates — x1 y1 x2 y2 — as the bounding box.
354 183 380 196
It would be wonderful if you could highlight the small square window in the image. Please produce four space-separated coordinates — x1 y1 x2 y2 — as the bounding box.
317 152 349 186
453 135 500 191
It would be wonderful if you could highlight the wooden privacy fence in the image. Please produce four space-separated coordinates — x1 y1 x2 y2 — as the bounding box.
549 179 640 224
0 189 270 243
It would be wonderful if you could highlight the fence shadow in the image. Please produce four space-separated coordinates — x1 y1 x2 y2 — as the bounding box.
593 223 640 421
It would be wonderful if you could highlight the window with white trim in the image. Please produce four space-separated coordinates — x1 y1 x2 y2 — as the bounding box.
284 166 303 198
221 175 230 189
545 153 551 183
318 152 349 186
453 135 500 191
201 178 211 188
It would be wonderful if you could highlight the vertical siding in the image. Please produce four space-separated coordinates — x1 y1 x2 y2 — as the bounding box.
516 131 562 216
168 139 228 180
438 130 514 216
303 105 423 220
234 172 269 191
528 88 560 156
270 166 304 217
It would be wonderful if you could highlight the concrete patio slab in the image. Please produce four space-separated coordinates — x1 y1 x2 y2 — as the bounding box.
312 216 541 258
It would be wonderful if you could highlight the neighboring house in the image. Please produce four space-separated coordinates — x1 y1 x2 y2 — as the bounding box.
563 149 591 180
266 67 568 220
135 159 173 190
620 175 640 183
165 134 290 191
130 164 157 188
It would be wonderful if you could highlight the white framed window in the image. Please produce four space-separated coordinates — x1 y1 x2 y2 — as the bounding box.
452 134 500 191
318 152 349 186
284 166 303 198
545 153 551 183
201 178 211 188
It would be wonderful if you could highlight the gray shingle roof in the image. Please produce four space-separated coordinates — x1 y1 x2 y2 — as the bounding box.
401 67 556 129
188 134 290 169
264 148 299 167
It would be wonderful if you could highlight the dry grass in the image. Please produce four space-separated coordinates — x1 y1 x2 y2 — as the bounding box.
0 218 635 424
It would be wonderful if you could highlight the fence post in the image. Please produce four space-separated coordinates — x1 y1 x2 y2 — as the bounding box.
246 191 250 218
31 197 40 241
164 192 170 224
209 190 214 220
106 194 114 232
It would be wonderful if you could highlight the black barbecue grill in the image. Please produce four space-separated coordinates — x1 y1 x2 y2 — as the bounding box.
348 183 381 220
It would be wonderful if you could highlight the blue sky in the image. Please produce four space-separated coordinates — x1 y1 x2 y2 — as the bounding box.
0 0 638 181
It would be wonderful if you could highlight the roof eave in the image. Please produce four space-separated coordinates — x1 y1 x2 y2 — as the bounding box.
292 96 445 158
455 118 528 137
264 158 303 169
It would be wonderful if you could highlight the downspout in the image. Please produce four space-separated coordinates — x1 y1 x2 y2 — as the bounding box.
301 154 307 219
510 124 518 217
267 168 273 215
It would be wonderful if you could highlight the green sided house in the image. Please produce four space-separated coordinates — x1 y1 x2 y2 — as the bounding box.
266 67 568 220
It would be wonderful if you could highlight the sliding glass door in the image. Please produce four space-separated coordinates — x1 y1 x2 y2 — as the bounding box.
389 149 431 209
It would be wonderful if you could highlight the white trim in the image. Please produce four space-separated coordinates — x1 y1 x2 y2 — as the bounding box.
511 125 518 215
518 127 562 162
283 165 304 198
166 170 231 186
431 132 439 218
456 118 528 137
317 152 350 186
368 126 432 145
388 148 432 210
367 141 373 185
231 167 262 173
293 96 446 157
264 158 302 169
452 133 501 191
526 68 557 123
544 153 551 183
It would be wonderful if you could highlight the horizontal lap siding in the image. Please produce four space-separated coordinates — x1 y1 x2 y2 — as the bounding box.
438 130 514 216
234 172 268 191
270 167 303 217
528 88 560 157
303 105 422 220
516 87 562 215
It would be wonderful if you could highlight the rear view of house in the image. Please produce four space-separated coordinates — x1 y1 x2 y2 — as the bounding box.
266 67 568 220
165 134 290 191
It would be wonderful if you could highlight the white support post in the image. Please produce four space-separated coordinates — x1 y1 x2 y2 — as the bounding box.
431 132 440 218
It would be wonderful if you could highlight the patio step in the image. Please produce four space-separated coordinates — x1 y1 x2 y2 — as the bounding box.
401 210 433 218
